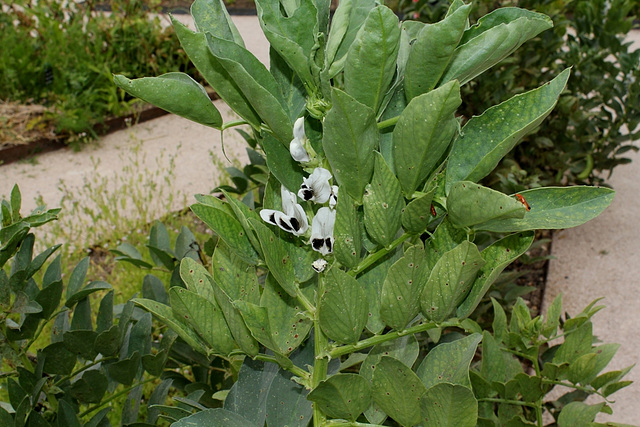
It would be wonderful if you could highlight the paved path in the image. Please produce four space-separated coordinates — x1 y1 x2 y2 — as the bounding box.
1 14 639 425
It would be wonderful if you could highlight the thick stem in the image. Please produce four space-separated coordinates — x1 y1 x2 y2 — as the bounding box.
252 354 309 380
348 233 411 277
477 397 538 409
377 115 400 130
327 320 455 359
312 274 329 427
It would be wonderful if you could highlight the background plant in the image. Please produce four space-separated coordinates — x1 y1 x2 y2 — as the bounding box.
392 0 640 191
110 0 630 425
0 0 199 144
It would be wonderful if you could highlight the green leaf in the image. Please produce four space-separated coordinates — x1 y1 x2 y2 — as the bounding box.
363 153 405 247
255 0 318 86
191 203 258 265
371 356 426 427
323 88 378 203
113 73 222 128
132 298 210 356
249 218 297 297
170 287 235 355
557 401 605 427
111 242 153 269
95 324 120 356
358 250 402 334
270 48 306 122
58 400 82 427
142 274 169 305
96 290 114 333
457 231 534 319
63 330 98 360
326 0 378 77
416 333 482 389
70 297 93 331
319 267 368 344
34 276 63 319
172 408 253 427
65 281 111 308
401 185 437 234
308 373 371 421
404 4 471 100
106 351 141 386
179 257 216 303
127 312 152 358
191 0 244 46
446 181 525 229
421 241 485 322
224 357 278 426
393 80 461 196
439 9 553 85
69 370 108 404
259 274 312 354
10 184 21 221
446 69 570 187
343 5 400 112
233 300 280 354
212 242 260 304
41 342 76 375
476 186 615 232
420 383 478 426
171 19 261 128
333 191 363 268
380 244 430 330
261 133 305 194
361 335 419 424
206 34 292 144
554 321 593 365
143 331 177 377
210 279 259 356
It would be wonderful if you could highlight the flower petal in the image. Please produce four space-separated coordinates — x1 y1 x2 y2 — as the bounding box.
299 168 332 204
311 207 336 255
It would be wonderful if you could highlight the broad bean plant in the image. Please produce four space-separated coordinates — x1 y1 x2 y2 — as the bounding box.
115 0 626 425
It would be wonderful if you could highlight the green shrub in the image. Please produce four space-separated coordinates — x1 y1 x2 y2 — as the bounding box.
0 0 198 143
394 0 640 191
113 0 631 425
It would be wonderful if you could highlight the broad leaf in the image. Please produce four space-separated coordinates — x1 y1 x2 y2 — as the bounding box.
113 73 222 128
421 241 485 322
394 80 461 196
371 356 426 427
363 153 405 247
404 4 471 99
446 69 571 187
557 402 605 426
358 249 402 334
191 0 244 46
457 232 534 318
476 186 615 232
319 267 368 344
308 373 371 421
179 257 216 303
323 88 378 203
416 333 482 389
212 242 260 304
420 383 478 426
333 191 363 268
380 244 430 330
344 5 400 113
401 185 437 234
171 409 254 427
446 181 525 229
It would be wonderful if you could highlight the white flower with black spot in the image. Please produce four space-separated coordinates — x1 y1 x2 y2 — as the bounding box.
298 167 332 204
259 186 308 236
310 207 336 256
289 117 310 163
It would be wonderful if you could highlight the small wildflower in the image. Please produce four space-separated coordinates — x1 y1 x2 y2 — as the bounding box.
312 258 328 273
299 168 332 204
311 207 336 256
260 186 309 236
290 117 311 162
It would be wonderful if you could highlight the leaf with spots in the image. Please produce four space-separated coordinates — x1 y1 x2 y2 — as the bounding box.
363 153 405 247
308 373 371 421
259 274 312 355
333 191 363 269
170 287 236 355
248 218 297 297
402 185 437 234
371 356 426 427
360 335 419 424
180 258 216 304
319 267 368 344
191 202 259 265
456 231 534 319
233 300 280 354
380 244 430 330
393 80 461 196
416 333 482 390
212 241 260 305
446 69 570 188
446 181 525 229
423 217 467 271
421 241 485 322
419 383 478 427
132 298 210 356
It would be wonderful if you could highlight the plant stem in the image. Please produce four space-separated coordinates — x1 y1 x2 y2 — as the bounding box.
23 308 68 356
78 376 156 418
252 354 309 380
312 274 329 427
327 320 455 359
541 379 607 399
54 356 118 387
348 233 411 277
377 116 399 130
295 286 316 316
221 119 249 131
477 397 538 409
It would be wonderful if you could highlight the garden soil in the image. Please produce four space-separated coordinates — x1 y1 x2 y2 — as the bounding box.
1 14 639 425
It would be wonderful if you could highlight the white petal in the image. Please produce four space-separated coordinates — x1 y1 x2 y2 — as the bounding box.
290 137 310 162
260 209 280 226
329 185 339 209
311 207 336 255
280 186 299 216
312 258 328 273
300 168 332 204
293 117 306 140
